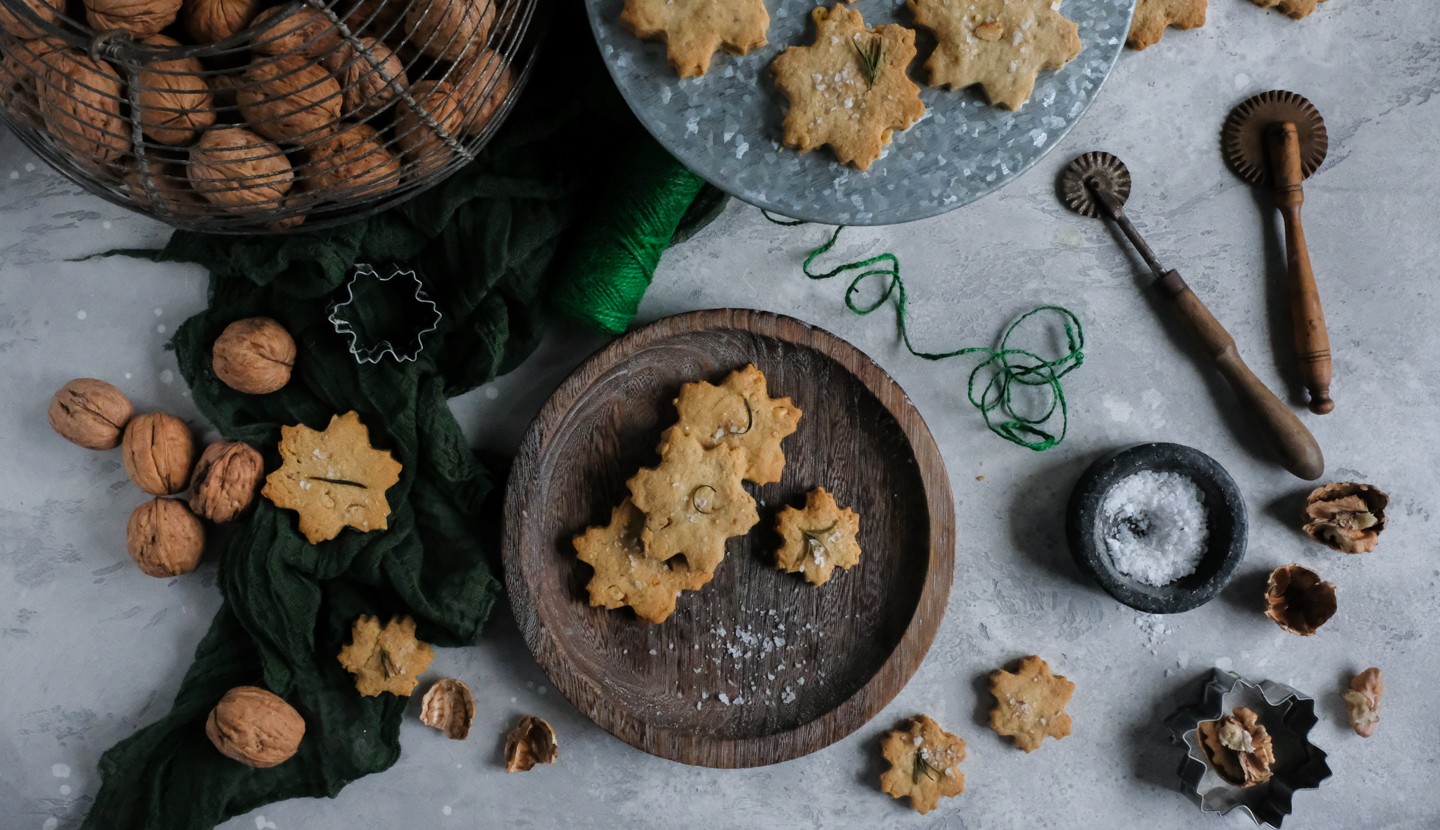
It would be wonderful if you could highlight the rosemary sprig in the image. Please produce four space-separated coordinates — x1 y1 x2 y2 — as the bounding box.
689 484 719 514
800 522 838 558
912 751 942 783
851 34 884 88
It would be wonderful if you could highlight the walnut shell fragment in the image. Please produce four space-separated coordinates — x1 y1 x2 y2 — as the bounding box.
205 685 305 768
420 678 475 740
1197 707 1275 787
1264 563 1337 636
1342 667 1382 738
1303 482 1388 554
49 378 134 450
189 441 264 523
504 715 557 772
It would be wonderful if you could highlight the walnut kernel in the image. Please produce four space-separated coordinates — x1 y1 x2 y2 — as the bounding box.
212 317 296 394
122 411 196 495
1342 667 1382 738
126 497 205 577
49 378 134 450
1303 482 1388 554
205 686 306 768
190 441 264 523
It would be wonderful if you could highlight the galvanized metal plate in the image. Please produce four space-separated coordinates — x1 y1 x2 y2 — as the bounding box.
586 0 1136 225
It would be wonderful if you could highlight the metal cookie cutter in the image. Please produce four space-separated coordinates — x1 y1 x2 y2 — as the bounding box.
1166 669 1331 827
328 263 442 364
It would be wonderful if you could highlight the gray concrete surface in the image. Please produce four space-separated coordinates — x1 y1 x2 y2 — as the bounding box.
2 1 1437 828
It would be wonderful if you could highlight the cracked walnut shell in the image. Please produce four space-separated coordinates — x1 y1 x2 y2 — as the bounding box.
1264 563 1336 636
504 716 558 772
420 678 475 740
1343 667 1382 738
212 317 296 394
127 497 205 577
190 441 264 523
49 378 134 450
206 686 305 768
122 411 196 495
1303 482 1388 553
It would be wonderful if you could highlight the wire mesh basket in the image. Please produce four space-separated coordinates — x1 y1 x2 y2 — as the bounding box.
0 0 538 233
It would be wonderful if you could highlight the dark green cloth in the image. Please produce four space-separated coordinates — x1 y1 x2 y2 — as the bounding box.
82 8 711 829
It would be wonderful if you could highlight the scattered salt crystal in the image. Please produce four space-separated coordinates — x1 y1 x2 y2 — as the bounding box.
718 693 730 705
1102 470 1209 586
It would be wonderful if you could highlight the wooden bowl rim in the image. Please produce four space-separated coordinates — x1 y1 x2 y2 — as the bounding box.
503 308 955 767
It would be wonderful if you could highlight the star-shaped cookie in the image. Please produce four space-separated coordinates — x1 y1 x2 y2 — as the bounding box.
627 433 758 572
988 655 1075 752
667 364 801 485
1128 0 1207 50
336 615 434 697
620 0 769 78
773 487 861 586
1248 0 1327 19
771 5 926 171
261 411 403 544
879 715 967 815
573 499 710 624
907 0 1082 111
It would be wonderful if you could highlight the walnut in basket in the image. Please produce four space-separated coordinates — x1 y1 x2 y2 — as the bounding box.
0 37 64 124
250 5 341 58
0 0 63 39
322 36 407 119
35 48 129 169
304 122 401 200
135 35 215 146
126 159 208 216
394 80 464 180
84 0 181 37
405 0 495 62
449 48 514 137
237 55 342 144
188 125 294 214
183 0 260 43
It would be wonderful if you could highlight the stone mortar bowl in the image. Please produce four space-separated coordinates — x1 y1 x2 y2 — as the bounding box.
1066 442 1247 614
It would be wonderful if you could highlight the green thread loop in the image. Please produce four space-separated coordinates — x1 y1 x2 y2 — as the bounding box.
775 220 1085 452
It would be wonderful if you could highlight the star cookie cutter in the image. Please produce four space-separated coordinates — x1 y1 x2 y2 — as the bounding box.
328 263 442 364
1165 669 1331 828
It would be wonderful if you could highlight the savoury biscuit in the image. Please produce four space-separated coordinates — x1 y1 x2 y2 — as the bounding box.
1248 0 1326 20
907 0 1082 111
262 411 403 544
573 499 711 624
667 364 801 485
620 0 769 78
336 615 434 697
627 434 758 572
987 655 1074 752
1127 0 1206 50
773 487 862 586
879 715 967 815
771 5 926 171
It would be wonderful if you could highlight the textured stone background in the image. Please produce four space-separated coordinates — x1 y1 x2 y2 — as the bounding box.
2 0 1438 828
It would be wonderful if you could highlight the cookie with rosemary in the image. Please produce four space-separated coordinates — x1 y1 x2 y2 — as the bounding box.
774 487 861 586
987 655 1075 752
619 0 769 79
1248 0 1327 19
907 0 1082 111
627 433 758 572
573 499 711 624
336 615 434 697
1128 0 1206 50
879 715 967 815
667 364 801 485
770 5 927 171
261 410 403 544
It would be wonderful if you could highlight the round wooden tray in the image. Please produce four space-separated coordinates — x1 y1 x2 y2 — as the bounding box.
503 309 954 767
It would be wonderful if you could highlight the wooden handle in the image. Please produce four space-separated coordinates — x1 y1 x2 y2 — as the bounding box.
1155 271 1325 480
1269 123 1334 414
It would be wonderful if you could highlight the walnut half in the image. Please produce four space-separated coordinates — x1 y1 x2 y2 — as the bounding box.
1304 482 1388 553
420 678 475 740
1342 667 1383 738
1264 563 1337 636
504 716 558 772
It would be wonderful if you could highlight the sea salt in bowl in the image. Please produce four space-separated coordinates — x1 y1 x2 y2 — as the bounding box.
1066 443 1247 614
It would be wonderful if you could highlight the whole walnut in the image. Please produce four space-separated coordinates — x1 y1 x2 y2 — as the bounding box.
84 0 181 36
189 441 264 522
346 0 402 38
135 35 216 146
126 158 207 217
0 0 63 39
49 378 134 450
303 122 401 201
126 497 205 577
265 188 309 231
122 411 196 495
394 80 464 180
36 49 128 168
238 55 342 144
322 37 407 119
249 5 340 58
183 0 260 43
205 686 306 768
188 126 294 214
212 317 296 394
405 0 494 62
0 38 63 127
449 48 514 137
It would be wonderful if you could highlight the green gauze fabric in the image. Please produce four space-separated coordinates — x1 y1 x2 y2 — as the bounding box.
82 9 709 829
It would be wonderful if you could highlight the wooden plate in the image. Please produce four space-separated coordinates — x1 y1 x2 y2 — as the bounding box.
504 309 954 767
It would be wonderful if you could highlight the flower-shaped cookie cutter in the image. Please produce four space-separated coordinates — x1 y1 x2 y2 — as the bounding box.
1165 669 1331 828
328 263 442 364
